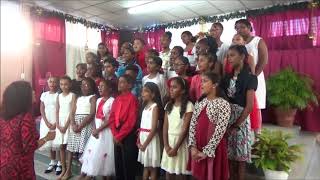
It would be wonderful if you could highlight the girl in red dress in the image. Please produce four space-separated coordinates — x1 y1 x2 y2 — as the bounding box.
0 81 55 180
188 72 231 180
133 38 147 73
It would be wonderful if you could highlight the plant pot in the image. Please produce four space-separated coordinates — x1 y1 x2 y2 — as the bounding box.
274 108 297 127
264 169 289 180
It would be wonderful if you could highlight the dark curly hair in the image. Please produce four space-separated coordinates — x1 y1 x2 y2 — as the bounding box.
165 77 190 118
1 81 33 120
235 19 253 32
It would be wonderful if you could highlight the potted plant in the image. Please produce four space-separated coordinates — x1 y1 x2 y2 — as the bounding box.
266 68 318 127
252 129 302 180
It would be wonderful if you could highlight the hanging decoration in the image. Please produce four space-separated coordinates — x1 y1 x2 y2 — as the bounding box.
143 0 317 31
30 6 118 31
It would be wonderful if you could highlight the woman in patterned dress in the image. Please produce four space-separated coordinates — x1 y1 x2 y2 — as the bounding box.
220 45 257 180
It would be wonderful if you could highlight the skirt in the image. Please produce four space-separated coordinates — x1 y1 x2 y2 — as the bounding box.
80 119 115 176
67 114 92 153
161 134 190 175
137 132 161 167
228 104 252 162
39 118 55 151
53 114 70 147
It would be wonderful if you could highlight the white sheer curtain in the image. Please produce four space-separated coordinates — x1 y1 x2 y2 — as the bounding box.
65 22 101 79
166 17 244 48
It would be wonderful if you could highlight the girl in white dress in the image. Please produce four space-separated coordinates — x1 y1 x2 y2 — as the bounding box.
64 77 97 180
142 56 167 102
53 76 76 179
138 82 163 180
80 80 115 179
161 77 193 179
39 76 60 175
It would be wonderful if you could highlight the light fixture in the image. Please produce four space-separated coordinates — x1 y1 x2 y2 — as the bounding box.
128 1 184 15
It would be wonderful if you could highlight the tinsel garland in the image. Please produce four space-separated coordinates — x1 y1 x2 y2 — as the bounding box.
143 0 318 31
30 6 118 31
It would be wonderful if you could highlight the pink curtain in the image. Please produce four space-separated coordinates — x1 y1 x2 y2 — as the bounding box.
249 9 320 50
249 8 320 132
32 17 66 115
133 28 165 52
101 30 120 58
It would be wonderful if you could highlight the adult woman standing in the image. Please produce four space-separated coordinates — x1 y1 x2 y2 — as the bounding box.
0 81 55 180
220 45 257 180
235 19 268 130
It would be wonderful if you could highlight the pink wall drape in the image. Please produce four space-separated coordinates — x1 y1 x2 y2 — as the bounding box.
249 8 320 132
133 28 165 52
32 17 66 115
101 30 120 58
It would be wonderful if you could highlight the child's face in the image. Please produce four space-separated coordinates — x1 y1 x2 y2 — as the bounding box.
227 49 243 68
86 54 95 64
86 66 97 78
123 49 134 63
48 77 58 92
181 33 191 45
173 58 187 76
98 81 109 97
145 52 151 64
104 62 115 76
118 77 131 92
81 80 91 96
201 75 215 96
60 79 71 93
198 55 212 73
141 87 153 103
125 70 137 80
170 47 180 60
195 42 208 56
209 24 223 39
169 80 183 99
98 45 107 56
160 35 170 48
146 58 159 74
232 35 245 45
76 66 87 78
133 39 144 52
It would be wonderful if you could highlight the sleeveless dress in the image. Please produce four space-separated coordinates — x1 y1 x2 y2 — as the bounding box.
80 97 115 176
137 103 161 167
67 95 94 153
161 102 194 175
53 92 74 146
39 91 58 150
245 36 266 109
142 73 167 102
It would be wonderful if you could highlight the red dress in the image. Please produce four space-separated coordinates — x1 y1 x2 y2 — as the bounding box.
0 113 39 180
188 108 229 180
189 74 202 102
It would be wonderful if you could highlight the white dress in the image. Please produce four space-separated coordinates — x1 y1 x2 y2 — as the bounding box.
137 103 161 167
80 97 115 176
67 95 95 153
142 73 167 102
161 102 194 175
160 50 177 79
53 92 74 146
245 36 266 109
39 91 58 151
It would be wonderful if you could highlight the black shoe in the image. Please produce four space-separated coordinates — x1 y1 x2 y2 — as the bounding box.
44 164 57 174
55 165 62 175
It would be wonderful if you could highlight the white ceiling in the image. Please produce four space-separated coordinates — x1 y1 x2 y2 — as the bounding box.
23 0 303 29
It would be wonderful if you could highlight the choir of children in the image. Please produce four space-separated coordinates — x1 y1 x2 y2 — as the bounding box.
39 19 264 180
